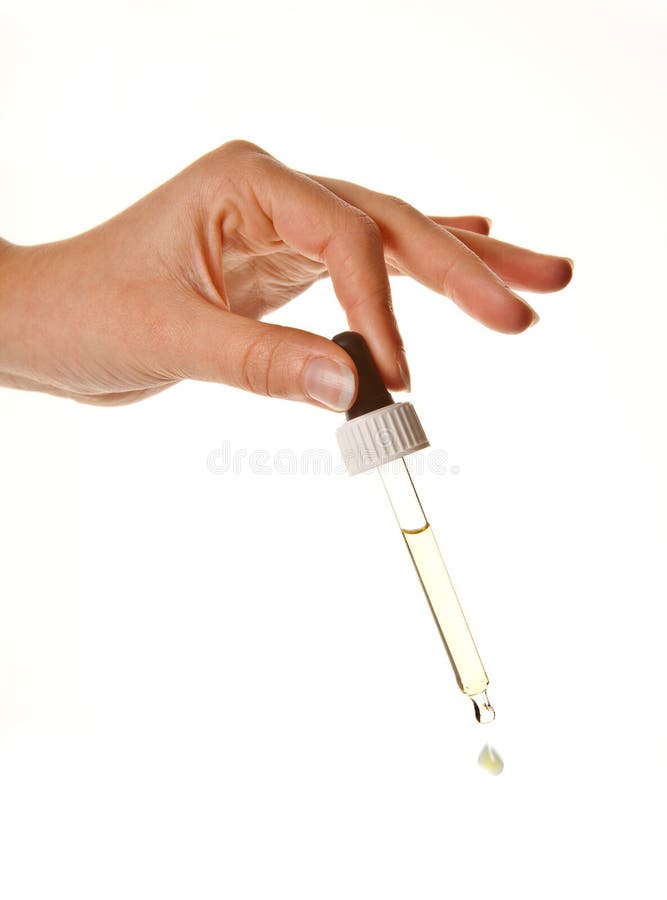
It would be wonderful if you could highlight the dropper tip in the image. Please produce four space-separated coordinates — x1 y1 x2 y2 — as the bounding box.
471 689 495 724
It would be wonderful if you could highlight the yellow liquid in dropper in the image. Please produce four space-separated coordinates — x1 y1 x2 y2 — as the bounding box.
402 523 492 717
377 457 494 724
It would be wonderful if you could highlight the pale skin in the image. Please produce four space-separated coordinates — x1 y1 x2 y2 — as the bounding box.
0 140 573 410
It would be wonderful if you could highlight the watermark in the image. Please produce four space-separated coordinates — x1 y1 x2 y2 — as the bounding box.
206 441 460 477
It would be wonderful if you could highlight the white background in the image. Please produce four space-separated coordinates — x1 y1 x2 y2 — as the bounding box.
1 0 666 897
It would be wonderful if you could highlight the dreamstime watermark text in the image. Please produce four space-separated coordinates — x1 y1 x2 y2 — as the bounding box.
207 441 460 477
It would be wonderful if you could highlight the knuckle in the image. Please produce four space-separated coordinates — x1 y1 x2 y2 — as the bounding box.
383 194 424 226
220 139 269 161
202 140 274 183
382 193 414 213
238 333 281 397
346 210 383 249
440 252 466 296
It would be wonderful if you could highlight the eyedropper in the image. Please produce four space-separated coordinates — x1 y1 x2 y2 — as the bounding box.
333 332 495 725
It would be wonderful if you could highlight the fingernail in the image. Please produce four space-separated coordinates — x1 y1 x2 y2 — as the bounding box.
397 349 411 391
509 289 540 330
484 217 493 231
304 357 356 411
563 257 575 285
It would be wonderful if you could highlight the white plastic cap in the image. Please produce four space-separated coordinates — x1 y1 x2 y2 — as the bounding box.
336 401 429 475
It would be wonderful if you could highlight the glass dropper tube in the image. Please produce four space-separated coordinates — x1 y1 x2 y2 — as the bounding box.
377 456 495 724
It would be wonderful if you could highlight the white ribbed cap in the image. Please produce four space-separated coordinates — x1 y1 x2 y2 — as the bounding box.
336 401 429 475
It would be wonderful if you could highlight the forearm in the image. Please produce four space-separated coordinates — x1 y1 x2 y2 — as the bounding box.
0 239 31 388
0 239 74 396
0 226 192 405
0 239 38 387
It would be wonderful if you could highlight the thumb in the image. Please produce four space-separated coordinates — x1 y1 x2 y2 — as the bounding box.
162 303 358 411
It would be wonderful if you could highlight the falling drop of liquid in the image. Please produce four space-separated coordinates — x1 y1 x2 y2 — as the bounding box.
478 743 504 776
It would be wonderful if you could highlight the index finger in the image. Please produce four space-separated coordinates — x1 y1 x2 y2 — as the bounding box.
248 153 409 389
311 175 556 334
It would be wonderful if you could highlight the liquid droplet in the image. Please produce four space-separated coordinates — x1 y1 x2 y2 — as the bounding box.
470 689 495 724
478 743 504 776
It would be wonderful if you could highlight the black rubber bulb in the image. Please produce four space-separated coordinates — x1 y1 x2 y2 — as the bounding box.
332 331 395 420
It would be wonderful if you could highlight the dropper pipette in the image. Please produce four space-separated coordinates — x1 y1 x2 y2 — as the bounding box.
333 331 494 725
378 456 494 723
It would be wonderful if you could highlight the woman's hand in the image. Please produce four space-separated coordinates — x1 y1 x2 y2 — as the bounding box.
0 140 573 408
